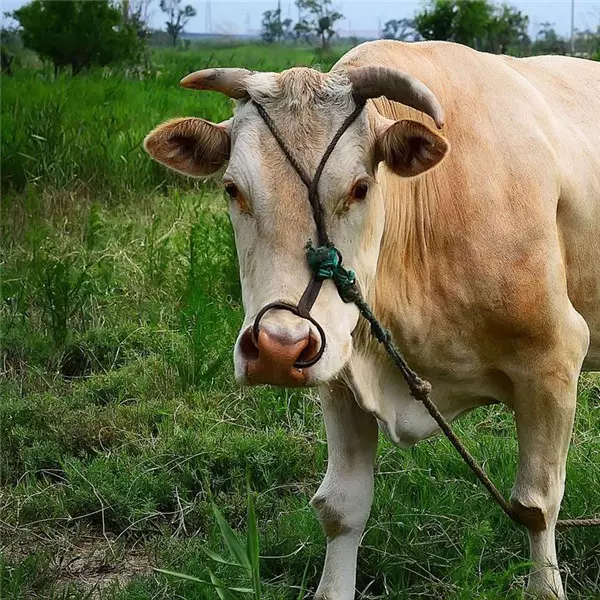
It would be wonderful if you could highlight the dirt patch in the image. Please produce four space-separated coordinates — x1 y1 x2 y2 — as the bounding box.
2 531 154 597
57 538 152 592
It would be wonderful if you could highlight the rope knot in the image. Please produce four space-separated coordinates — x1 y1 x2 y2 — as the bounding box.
306 243 340 279
410 378 432 400
306 242 357 302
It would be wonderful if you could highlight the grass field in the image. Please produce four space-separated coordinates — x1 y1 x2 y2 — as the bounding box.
1 43 599 600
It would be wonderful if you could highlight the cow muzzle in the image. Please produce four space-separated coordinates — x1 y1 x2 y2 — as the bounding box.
238 304 324 386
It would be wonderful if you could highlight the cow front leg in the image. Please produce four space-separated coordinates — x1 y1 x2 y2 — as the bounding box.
311 380 378 600
510 331 587 599
511 384 573 599
511 386 575 600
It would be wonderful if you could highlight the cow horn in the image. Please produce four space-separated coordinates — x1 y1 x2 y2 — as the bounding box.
348 66 445 129
180 68 252 99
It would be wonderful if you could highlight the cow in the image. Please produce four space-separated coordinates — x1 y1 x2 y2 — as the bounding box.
144 40 600 599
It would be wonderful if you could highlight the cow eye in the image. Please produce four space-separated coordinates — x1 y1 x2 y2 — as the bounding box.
224 182 238 199
351 181 369 200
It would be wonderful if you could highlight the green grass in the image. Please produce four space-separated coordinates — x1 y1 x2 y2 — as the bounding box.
1 43 599 600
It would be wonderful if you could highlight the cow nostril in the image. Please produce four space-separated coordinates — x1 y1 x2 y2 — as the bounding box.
240 327 259 361
296 332 320 364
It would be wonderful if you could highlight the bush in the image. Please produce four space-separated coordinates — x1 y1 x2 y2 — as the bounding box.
13 0 142 75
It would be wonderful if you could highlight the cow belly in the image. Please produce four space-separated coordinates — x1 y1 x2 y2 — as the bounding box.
375 387 494 448
558 188 600 371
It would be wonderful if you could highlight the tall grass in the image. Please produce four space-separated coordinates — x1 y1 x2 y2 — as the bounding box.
0 68 223 198
1 45 344 199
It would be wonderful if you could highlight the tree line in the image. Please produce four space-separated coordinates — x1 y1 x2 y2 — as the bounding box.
262 0 342 49
2 0 599 77
2 0 196 76
262 0 600 58
380 1 599 57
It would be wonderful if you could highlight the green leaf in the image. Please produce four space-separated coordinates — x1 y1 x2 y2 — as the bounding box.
153 568 252 593
297 558 311 600
209 569 248 600
201 546 244 568
246 491 261 600
212 503 251 573
153 568 211 585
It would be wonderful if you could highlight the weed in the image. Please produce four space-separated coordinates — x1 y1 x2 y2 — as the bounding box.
29 250 90 347
156 491 310 600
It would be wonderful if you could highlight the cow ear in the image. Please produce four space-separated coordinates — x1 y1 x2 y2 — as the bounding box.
374 119 449 177
144 117 231 177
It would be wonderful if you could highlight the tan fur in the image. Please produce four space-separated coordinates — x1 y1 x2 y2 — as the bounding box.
334 42 600 369
243 68 353 113
143 117 230 176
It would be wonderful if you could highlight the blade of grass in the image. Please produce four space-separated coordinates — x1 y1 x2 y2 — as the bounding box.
201 546 245 569
246 491 260 600
209 568 247 600
212 502 252 573
297 558 311 600
153 568 252 593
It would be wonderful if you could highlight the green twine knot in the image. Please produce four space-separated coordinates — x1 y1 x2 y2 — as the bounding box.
306 242 357 303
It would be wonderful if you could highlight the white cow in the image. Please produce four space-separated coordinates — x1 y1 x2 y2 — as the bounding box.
145 40 600 599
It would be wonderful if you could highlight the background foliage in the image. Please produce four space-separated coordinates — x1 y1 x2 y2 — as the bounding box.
11 0 142 75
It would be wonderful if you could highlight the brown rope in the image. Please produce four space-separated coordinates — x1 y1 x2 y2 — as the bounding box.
555 518 600 529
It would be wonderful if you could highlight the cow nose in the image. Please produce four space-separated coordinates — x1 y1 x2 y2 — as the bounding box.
240 326 320 386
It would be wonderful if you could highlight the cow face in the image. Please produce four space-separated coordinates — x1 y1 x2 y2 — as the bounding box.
144 67 448 387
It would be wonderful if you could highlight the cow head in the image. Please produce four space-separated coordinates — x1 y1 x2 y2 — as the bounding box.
144 66 448 387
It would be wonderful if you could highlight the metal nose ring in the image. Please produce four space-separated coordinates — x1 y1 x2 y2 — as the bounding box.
252 301 326 368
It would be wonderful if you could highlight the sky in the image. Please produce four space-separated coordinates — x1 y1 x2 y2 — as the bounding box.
2 0 600 39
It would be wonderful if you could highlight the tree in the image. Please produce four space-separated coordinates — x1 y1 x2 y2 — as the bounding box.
121 0 153 68
533 21 567 54
413 0 458 43
12 0 141 75
415 0 493 49
160 0 196 47
573 28 599 57
414 0 530 54
382 18 418 41
262 8 283 43
488 4 529 54
296 0 343 49
282 17 294 40
293 18 312 43
1 23 20 75
1 45 14 76
122 0 153 42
